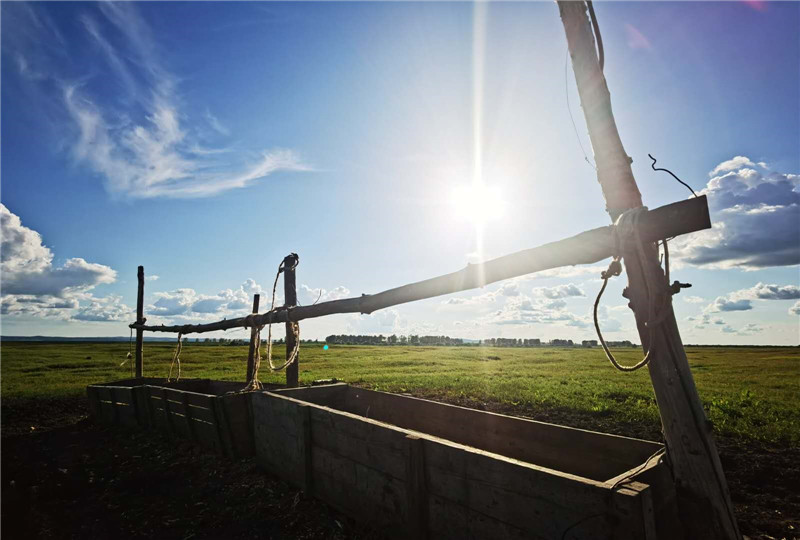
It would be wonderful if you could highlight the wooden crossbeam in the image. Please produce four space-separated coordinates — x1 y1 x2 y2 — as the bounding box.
130 196 709 335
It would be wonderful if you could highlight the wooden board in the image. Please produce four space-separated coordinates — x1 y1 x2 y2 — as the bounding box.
338 386 660 482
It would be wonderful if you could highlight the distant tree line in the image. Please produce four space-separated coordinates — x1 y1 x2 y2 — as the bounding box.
187 335 636 348
324 335 637 348
325 334 465 346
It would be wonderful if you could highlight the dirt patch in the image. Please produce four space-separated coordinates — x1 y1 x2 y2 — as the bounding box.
2 395 797 539
1 401 382 540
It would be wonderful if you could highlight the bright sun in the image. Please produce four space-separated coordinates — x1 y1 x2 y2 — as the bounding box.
450 183 505 226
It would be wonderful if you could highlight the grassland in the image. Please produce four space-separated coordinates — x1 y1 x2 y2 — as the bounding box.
2 341 798 444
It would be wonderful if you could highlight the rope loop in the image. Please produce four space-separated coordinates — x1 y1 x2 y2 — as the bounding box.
594 206 672 372
167 333 183 381
242 256 301 391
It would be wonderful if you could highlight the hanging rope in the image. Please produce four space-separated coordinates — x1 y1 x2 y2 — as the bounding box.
121 327 134 377
242 258 302 391
167 333 183 382
593 207 671 372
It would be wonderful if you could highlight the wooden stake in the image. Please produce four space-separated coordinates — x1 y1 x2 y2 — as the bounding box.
558 2 740 538
284 253 299 388
246 294 260 382
135 266 144 378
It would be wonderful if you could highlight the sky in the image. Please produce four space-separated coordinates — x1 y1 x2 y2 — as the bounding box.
1 1 798 345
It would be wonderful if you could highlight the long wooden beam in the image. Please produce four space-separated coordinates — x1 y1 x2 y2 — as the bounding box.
129 196 709 335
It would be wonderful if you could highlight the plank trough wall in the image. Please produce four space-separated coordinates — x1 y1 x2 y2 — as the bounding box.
87 378 269 458
252 386 670 539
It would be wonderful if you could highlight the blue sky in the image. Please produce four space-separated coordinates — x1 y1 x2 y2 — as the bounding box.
1 1 798 345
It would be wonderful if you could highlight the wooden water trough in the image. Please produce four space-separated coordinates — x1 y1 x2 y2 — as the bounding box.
88 379 680 538
253 384 681 539
86 378 279 459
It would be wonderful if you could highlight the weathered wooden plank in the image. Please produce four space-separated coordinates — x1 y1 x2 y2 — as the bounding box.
309 416 407 481
107 387 133 405
427 493 535 540
220 394 254 457
406 435 428 539
312 467 406 535
86 386 102 421
311 445 407 519
306 403 409 454
340 386 659 481
213 395 235 458
99 386 118 425
131 386 149 427
296 404 312 492
275 383 349 409
423 438 649 538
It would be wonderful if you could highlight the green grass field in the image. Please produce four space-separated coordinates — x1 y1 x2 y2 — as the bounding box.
2 341 798 445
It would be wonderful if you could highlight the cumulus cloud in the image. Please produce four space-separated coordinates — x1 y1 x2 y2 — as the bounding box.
789 301 800 316
300 284 351 305
73 294 130 322
9 2 312 200
737 282 800 300
705 282 800 315
145 279 269 322
708 156 756 177
533 283 585 299
705 297 753 313
673 157 799 269
1 205 132 323
1 204 116 298
682 296 706 304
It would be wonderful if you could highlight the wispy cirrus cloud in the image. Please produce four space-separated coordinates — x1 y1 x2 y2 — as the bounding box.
8 2 312 199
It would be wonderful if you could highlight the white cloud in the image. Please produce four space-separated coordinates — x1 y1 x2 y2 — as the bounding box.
736 282 800 301
1 205 131 324
704 282 800 316
705 297 753 313
1 204 116 298
673 158 799 269
73 294 131 322
533 283 585 299
13 2 312 200
682 296 705 304
300 284 351 305
709 156 755 177
146 279 269 321
789 301 800 316
146 275 160 281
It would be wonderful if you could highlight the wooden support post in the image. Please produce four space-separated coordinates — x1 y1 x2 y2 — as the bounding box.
135 266 145 378
558 3 740 538
284 253 299 388
246 294 261 382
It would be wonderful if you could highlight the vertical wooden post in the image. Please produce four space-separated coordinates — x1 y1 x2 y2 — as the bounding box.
284 253 300 388
135 266 145 378
558 3 740 539
246 294 261 382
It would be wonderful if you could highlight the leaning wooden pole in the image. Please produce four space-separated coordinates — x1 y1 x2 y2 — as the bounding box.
246 294 260 382
283 253 299 388
558 2 740 539
135 266 145 378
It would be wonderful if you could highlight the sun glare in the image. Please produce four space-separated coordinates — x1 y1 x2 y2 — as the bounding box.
451 183 505 226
